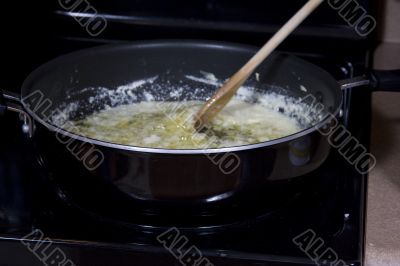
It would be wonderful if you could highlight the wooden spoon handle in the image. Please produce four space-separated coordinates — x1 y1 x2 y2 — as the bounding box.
242 0 324 74
195 0 324 130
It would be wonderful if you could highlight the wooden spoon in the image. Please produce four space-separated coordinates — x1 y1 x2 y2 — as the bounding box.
194 0 324 130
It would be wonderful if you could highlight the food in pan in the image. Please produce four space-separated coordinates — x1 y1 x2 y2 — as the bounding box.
54 73 316 150
68 99 302 149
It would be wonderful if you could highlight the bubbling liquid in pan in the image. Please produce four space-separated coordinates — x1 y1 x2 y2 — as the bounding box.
67 99 302 149
54 72 320 149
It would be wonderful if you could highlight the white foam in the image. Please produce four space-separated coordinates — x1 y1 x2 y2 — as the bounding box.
52 71 321 131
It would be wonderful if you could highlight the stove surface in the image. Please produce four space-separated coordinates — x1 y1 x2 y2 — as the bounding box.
0 1 374 264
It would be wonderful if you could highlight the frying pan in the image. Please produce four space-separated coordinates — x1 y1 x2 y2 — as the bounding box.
1 40 399 209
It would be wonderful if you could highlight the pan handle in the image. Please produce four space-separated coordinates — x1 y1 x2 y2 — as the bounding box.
370 70 400 92
0 89 34 138
339 76 370 90
339 70 400 92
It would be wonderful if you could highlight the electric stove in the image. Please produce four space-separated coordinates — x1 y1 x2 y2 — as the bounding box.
0 1 375 265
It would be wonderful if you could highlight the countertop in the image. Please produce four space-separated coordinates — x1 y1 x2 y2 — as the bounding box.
365 43 400 266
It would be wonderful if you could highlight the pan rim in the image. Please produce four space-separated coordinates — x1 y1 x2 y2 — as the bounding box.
21 39 343 154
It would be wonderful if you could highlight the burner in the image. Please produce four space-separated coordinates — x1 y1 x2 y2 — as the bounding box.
35 166 309 233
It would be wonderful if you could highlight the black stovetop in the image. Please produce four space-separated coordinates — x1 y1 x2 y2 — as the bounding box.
0 1 374 265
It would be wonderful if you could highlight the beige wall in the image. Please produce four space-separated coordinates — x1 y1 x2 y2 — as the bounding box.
378 0 400 43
